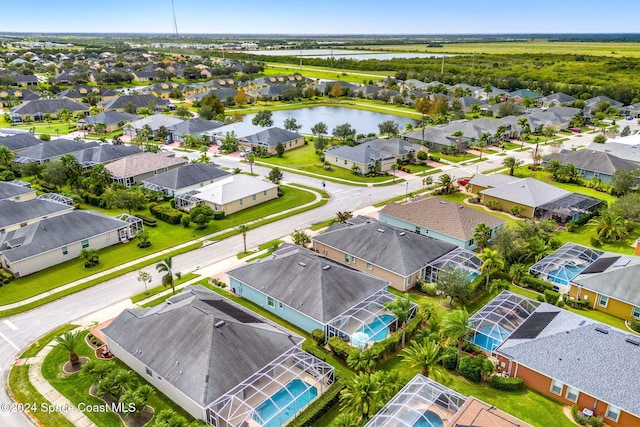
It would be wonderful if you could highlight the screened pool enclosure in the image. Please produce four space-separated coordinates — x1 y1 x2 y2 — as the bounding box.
530 242 603 288
468 291 541 352
422 247 483 284
205 347 333 427
365 375 467 427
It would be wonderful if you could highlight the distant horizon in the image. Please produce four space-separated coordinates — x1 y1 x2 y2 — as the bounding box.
3 32 640 37
4 1 640 34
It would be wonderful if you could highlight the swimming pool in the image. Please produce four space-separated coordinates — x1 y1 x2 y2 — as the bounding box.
361 314 395 341
412 410 444 427
547 262 584 286
472 324 512 351
253 379 318 427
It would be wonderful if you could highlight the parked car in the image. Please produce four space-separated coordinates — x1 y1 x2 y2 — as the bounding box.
457 177 471 186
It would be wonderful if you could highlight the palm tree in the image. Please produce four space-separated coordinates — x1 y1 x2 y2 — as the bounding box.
437 173 455 195
347 349 378 373
400 339 444 380
383 294 413 348
245 152 255 175
0 145 15 167
330 413 361 427
114 369 139 394
340 373 383 421
509 263 528 286
59 154 82 186
478 132 490 160
81 360 114 384
97 375 121 401
79 248 99 267
478 248 504 290
56 331 82 366
237 224 249 254
517 117 529 149
473 223 492 250
440 308 471 369
156 257 177 295
543 126 556 143
502 156 523 176
588 212 627 242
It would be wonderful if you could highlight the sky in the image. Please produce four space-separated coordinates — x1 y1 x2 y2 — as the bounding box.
3 0 640 35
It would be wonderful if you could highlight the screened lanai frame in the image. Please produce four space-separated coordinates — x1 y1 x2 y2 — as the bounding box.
468 291 541 352
530 242 603 287
365 374 467 427
423 247 483 283
37 193 73 206
534 193 605 225
325 289 417 349
174 190 200 209
115 213 144 239
205 346 334 427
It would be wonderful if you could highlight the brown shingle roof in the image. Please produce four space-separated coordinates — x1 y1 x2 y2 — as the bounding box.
105 152 187 179
379 196 504 241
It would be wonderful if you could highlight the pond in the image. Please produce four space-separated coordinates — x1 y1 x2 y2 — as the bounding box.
243 106 419 135
244 49 450 61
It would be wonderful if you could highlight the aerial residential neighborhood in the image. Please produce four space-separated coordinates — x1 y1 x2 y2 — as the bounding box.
2 3 640 427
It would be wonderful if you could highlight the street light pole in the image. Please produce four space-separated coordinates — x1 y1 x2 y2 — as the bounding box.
405 182 409 202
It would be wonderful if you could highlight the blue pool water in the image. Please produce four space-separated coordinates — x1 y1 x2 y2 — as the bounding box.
548 263 583 286
253 379 318 427
413 410 444 427
359 314 395 342
472 324 512 351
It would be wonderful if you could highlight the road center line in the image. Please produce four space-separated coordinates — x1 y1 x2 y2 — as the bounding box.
3 320 17 331
0 332 20 351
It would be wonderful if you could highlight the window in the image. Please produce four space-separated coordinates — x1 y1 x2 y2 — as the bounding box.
605 405 620 422
598 295 609 307
469 239 474 246
550 379 564 395
267 296 275 308
632 306 640 319
62 246 68 255
344 160 347 165
565 386 579 402
145 367 152 377
366 262 373 271
279 302 284 310
81 240 89 249
345 253 353 263
251 194 256 202
214 204 219 210
415 226 420 234
239 199 243 206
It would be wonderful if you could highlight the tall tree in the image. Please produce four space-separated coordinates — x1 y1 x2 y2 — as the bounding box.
440 308 471 369
156 257 178 295
339 373 383 421
437 173 455 195
190 204 214 229
332 123 356 142
347 349 378 374
60 154 83 186
245 152 255 175
400 339 444 379
234 89 247 107
102 187 147 215
478 248 504 290
251 110 273 127
55 331 82 366
311 122 328 138
291 229 311 248
283 117 302 132
435 266 473 306
378 120 399 136
502 156 523 176
42 160 68 190
383 294 413 348
0 145 15 167
137 270 152 295
237 224 249 253
588 211 627 242
473 223 492 250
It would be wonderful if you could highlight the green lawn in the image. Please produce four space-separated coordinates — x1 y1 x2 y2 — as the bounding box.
0 185 316 306
438 152 479 163
130 273 199 303
256 144 394 183
437 192 519 226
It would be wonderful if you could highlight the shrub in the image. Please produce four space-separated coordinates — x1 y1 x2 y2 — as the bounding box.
485 200 502 211
428 155 440 162
536 295 545 302
566 220 579 232
0 170 15 181
629 318 640 333
311 329 326 345
301 339 328 362
440 347 457 370
490 375 524 391
459 355 485 383
416 151 428 161
181 214 191 227
544 289 560 305
566 298 589 309
213 211 225 220
418 282 438 296
557 300 565 307
136 214 157 227
521 276 554 292
327 336 353 361
590 236 602 247
150 204 183 224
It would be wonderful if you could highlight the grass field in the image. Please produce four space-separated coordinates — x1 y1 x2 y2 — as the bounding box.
361 41 640 57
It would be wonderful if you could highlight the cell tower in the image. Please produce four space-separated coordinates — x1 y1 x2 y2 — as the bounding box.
171 0 179 39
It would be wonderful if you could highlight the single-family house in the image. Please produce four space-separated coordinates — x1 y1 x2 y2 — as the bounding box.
485 292 640 427
584 96 624 114
506 89 542 104
72 144 142 168
167 118 224 144
76 111 141 133
366 374 532 427
402 127 468 153
0 210 135 278
544 149 640 183
102 285 334 425
9 99 90 123
142 163 231 197
312 217 481 291
228 244 413 349
0 197 74 233
378 196 505 250
525 106 584 131
105 151 188 186
324 144 396 175
541 92 578 107
0 181 36 201
583 141 640 163
13 139 99 164
0 133 42 152
99 94 171 112
174 174 278 215
0 89 40 108
238 127 305 155
126 114 184 139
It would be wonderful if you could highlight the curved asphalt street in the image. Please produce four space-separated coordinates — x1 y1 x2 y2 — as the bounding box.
0 128 611 426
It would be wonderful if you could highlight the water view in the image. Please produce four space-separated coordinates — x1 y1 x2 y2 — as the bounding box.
243 106 419 135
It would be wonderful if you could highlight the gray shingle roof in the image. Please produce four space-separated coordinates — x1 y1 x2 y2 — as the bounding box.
227 246 389 323
0 198 73 229
168 118 223 136
363 138 423 156
129 114 184 131
585 142 640 163
72 144 142 166
99 94 170 111
480 178 568 208
102 285 301 407
0 133 41 152
15 139 99 162
10 99 90 115
469 174 521 189
325 144 394 165
142 163 230 191
496 306 640 418
0 181 35 201
0 210 127 262
379 197 505 241
313 218 457 276
241 127 302 148
78 111 140 126
572 259 640 306
546 149 640 176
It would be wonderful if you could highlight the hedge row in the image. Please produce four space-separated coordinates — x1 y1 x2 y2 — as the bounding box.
521 275 554 293
150 204 183 224
566 298 589 309
629 318 640 333
136 214 157 226
490 375 524 391
327 336 352 360
287 378 345 427
301 339 329 362
78 190 104 208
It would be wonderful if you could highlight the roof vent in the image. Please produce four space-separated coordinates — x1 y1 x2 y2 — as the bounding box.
377 228 385 233
595 326 609 334
440 200 447 204
626 337 640 346
399 232 406 236
322 265 331 270
298 262 306 267
214 320 226 328
579 320 585 326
